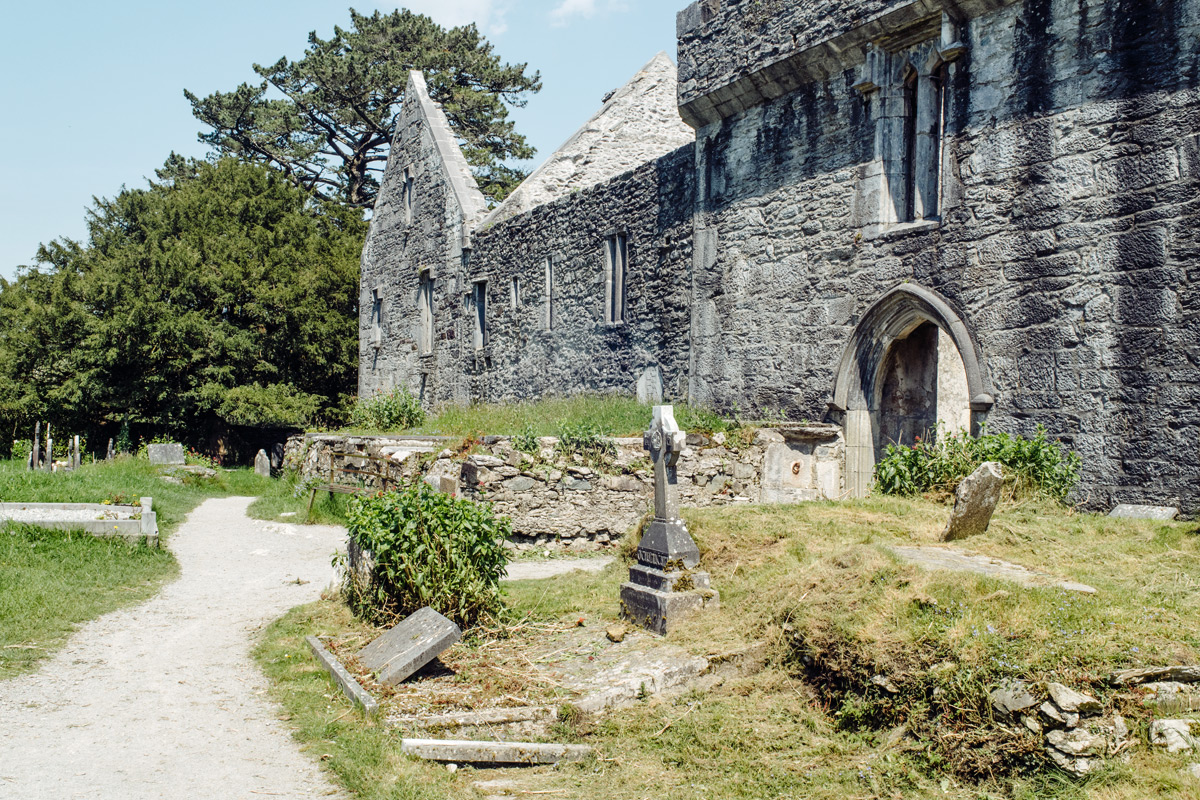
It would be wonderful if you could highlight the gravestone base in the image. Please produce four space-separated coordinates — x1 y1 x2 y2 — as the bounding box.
620 579 718 636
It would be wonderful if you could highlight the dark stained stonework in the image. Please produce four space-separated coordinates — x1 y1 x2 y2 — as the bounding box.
360 0 1200 517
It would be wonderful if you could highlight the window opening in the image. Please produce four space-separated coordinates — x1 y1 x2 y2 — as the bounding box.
510 275 521 309
543 258 554 331
417 270 433 355
472 280 488 350
604 233 627 324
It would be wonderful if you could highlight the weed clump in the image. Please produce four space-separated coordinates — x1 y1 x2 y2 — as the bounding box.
349 386 425 431
341 481 510 628
874 425 1081 501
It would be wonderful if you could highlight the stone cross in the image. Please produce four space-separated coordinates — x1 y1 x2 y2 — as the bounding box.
643 405 687 523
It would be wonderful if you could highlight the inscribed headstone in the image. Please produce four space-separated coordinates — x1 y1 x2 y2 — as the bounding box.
357 606 461 686
254 449 271 477
147 443 186 466
942 461 1004 541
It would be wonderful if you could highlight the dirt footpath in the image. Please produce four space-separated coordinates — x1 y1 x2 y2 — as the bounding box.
0 497 346 800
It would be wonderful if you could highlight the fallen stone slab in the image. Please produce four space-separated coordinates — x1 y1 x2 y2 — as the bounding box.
389 706 558 730
399 738 592 764
1109 504 1179 521
358 606 461 686
942 461 1004 541
306 636 378 715
888 545 1097 594
1109 665 1200 686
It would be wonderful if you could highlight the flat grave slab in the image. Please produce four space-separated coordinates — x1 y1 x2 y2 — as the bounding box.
358 606 461 686
1109 504 1179 521
889 545 1096 594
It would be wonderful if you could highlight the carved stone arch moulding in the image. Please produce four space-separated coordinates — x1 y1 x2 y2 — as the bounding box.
830 282 993 498
831 282 994 414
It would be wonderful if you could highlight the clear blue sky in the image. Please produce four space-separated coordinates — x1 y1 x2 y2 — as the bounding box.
0 0 683 281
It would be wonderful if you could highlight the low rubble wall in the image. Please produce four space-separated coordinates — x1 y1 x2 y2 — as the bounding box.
284 424 846 549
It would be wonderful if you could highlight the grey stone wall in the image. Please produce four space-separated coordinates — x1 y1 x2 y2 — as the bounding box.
285 427 845 546
360 0 1200 516
689 0 1200 513
455 147 696 404
359 73 486 404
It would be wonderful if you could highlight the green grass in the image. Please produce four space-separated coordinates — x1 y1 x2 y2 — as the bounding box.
342 394 741 439
244 468 355 525
256 497 1200 800
0 455 278 677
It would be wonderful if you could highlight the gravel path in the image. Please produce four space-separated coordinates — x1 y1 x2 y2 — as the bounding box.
0 497 347 800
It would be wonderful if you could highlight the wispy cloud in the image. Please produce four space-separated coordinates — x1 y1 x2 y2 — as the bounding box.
390 0 511 36
549 0 627 27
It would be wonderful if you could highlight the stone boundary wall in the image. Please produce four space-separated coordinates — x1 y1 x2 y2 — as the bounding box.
284 425 844 549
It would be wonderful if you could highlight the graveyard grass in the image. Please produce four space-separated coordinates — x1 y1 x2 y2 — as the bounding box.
258 497 1200 800
0 456 275 677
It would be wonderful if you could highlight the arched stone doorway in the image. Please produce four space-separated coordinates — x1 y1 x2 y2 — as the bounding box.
830 285 993 497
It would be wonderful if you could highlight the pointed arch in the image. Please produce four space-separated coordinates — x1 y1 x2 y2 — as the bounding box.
830 283 994 497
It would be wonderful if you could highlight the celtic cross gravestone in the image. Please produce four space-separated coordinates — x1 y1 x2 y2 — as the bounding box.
620 405 718 634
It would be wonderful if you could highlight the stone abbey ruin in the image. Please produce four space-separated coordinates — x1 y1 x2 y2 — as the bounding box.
359 0 1200 516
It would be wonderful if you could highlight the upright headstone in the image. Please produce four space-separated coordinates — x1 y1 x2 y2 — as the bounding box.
45 424 53 472
72 435 81 469
620 405 718 634
942 461 1004 541
147 443 186 465
254 449 271 477
357 606 462 686
31 422 40 471
106 438 115 461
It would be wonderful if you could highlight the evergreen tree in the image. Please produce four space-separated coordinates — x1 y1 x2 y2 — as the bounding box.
185 9 541 207
0 158 366 450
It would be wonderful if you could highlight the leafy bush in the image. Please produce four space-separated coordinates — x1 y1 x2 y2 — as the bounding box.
512 424 540 455
342 481 510 628
555 420 615 466
350 386 425 431
874 425 1081 502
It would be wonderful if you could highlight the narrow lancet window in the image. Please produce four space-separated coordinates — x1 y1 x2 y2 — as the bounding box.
604 233 627 324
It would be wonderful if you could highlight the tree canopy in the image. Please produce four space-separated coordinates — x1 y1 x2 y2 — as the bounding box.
0 158 366 452
185 9 542 208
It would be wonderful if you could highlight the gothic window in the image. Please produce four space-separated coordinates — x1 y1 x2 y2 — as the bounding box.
853 15 963 232
604 233 627 324
402 165 415 224
417 270 433 355
472 279 488 350
543 258 554 331
370 287 383 350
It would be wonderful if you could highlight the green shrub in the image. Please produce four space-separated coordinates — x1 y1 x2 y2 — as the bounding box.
555 420 615 466
349 386 425 431
512 424 540 455
342 481 510 628
874 424 1081 502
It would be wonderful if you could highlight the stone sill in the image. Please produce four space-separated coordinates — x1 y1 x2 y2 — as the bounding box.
771 423 843 442
861 219 941 242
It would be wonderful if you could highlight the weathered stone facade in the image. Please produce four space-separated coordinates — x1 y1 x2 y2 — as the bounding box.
360 0 1200 516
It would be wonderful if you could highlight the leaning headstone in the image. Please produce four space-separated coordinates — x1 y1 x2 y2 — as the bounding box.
1109 504 1179 521
147 442 186 465
620 405 718 634
357 606 462 686
254 449 271 477
941 461 1004 541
